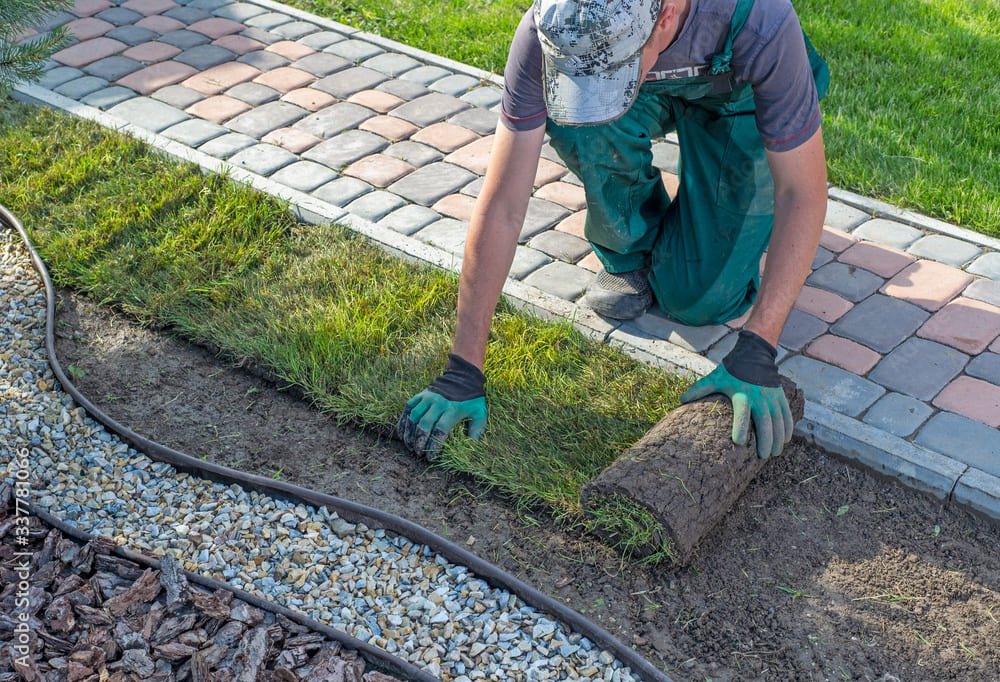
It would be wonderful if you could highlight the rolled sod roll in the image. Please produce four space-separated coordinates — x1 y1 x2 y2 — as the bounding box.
581 377 804 563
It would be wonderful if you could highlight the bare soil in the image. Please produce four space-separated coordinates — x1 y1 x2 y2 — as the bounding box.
52 290 1000 681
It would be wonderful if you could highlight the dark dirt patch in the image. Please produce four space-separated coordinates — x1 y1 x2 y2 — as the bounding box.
54 290 1000 681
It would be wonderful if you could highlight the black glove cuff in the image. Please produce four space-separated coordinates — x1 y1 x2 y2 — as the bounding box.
427 354 486 401
723 331 780 387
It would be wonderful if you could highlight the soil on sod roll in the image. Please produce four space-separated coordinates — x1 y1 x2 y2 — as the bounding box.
51 290 1000 681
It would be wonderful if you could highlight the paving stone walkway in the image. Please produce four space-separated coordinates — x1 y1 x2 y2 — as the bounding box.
13 0 1000 520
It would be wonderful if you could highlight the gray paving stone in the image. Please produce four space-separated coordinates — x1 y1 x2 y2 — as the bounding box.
387 162 476 206
292 52 351 77
272 21 320 40
197 131 256 158
226 101 307 137
508 246 552 280
158 29 212 49
301 130 387 169
528 230 590 263
963 278 1000 307
269 161 338 192
830 294 929 353
953 468 1000 521
227 143 298 176
361 52 422 77
850 218 923 250
325 39 384 63
812 245 834 269
152 84 204 109
188 0 228 10
312 67 387 99
916 412 1000 478
238 27 281 45
312 177 373 206
651 141 679 173
83 55 142 81
174 44 236 70
344 190 406 221
108 96 188 133
164 6 211 23
161 118 228 146
868 338 968 400
622 308 729 353
777 308 828 351
861 392 934 438
522 261 592 301
906 234 981 268
36 10 75 31
378 205 440 236
225 82 280 106
461 86 502 110
105 25 158 46
300 31 347 51
967 253 1000 281
383 141 443 168
824 200 869 231
399 64 452 86
38 66 83 89
54 76 109 99
807 262 884 302
237 49 290 71
707 330 739 364
428 73 480 97
213 2 268 22
81 85 137 110
294 102 375 139
447 107 499 136
376 79 429 101
966 353 1000 386
414 217 469 255
562 170 583 186
519 198 570 243
244 12 294 30
461 176 484 197
95 7 142 25
779 355 884 417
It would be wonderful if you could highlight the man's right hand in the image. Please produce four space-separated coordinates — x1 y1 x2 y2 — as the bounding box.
397 354 487 458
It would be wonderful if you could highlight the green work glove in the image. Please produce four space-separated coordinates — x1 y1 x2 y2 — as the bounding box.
680 330 793 458
397 354 487 458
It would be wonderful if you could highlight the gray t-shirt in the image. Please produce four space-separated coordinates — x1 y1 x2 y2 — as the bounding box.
501 0 821 152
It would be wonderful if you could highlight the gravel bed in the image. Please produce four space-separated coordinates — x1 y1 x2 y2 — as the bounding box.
1 223 643 681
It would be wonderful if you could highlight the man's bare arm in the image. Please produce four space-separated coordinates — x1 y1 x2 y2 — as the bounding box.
452 123 547 370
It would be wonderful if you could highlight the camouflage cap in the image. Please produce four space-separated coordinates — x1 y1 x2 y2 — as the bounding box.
534 0 661 125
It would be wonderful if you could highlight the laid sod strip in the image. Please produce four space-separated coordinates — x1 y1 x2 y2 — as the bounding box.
293 0 1000 237
0 100 687 547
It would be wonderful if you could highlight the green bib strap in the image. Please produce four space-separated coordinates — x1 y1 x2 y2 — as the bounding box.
709 0 755 76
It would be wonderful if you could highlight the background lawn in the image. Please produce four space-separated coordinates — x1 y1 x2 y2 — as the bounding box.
288 0 1000 236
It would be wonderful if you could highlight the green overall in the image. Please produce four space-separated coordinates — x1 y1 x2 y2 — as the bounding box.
546 0 829 326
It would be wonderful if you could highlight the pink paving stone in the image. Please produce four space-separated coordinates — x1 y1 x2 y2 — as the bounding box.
838 241 915 278
932 376 1000 428
534 182 586 211
187 17 245 40
577 251 601 273
555 211 586 239
13 28 39 43
359 115 419 142
71 0 114 17
805 334 882 376
820 225 857 253
794 285 853 323
51 37 126 67
122 41 182 64
121 0 179 15
252 67 316 94
342 155 415 188
881 260 974 312
65 17 114 41
347 90 405 114
212 34 265 56
410 122 479 152
185 95 251 124
992 336 1000 354
660 170 679 200
261 127 322 154
117 60 196 95
265 41 315 60
280 88 337 112
534 158 566 187
182 62 261 95
135 15 185 33
445 135 495 175
432 194 477 221
917 297 1000 354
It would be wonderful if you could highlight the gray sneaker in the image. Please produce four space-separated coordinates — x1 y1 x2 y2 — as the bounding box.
581 267 653 319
